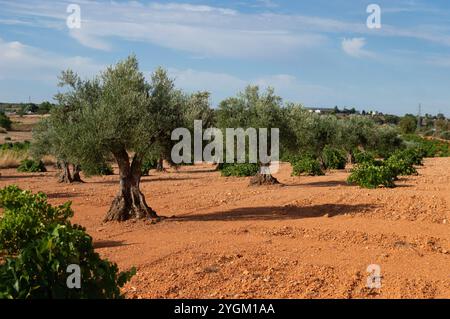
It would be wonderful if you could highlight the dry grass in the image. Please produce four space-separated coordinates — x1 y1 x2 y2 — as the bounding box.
42 155 56 166
0 152 55 169
0 149 29 169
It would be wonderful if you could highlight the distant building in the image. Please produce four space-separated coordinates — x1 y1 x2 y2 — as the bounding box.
305 107 334 114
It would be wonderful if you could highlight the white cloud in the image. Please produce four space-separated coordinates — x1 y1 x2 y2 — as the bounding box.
251 0 279 9
150 3 237 15
341 37 374 58
0 0 326 58
0 37 103 81
2 0 450 59
69 29 112 51
168 68 334 106
169 68 246 95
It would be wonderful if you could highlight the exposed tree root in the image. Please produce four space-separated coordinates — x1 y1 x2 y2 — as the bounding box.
249 173 280 186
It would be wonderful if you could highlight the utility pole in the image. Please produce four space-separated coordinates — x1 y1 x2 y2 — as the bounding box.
417 103 422 130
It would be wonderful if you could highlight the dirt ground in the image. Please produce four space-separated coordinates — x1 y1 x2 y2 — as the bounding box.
0 158 449 299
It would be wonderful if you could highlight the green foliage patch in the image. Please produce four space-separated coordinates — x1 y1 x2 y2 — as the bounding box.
1 141 30 152
88 162 114 176
141 159 158 176
220 163 260 177
348 147 424 188
0 186 135 299
17 159 47 173
353 150 376 164
403 135 450 157
322 146 346 169
291 157 324 176
347 164 397 189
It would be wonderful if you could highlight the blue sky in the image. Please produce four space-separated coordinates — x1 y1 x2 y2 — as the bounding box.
0 0 449 116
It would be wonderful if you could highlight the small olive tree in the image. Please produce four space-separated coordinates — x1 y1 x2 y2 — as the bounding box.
32 117 81 183
399 114 417 134
144 68 186 172
217 86 284 185
31 71 90 183
182 91 215 131
284 104 339 167
336 115 376 163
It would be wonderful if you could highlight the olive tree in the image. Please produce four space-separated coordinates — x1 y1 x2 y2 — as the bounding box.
149 84 215 172
32 117 83 183
399 114 417 134
54 56 181 222
336 115 375 163
284 105 339 167
144 68 186 172
182 91 214 130
217 86 284 185
31 70 93 183
368 125 403 157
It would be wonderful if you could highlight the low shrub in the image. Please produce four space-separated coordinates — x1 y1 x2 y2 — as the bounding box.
282 152 315 165
403 134 450 157
0 185 135 299
81 161 114 177
0 186 72 254
322 146 346 169
94 163 114 176
347 163 397 189
391 148 424 166
17 159 47 173
141 159 157 176
220 163 260 177
384 156 418 176
1 141 30 151
353 150 376 164
291 157 324 176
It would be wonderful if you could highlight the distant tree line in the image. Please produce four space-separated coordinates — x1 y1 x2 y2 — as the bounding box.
0 101 55 115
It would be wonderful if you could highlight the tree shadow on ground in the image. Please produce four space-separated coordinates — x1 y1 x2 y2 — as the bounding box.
286 180 414 188
285 180 350 187
88 176 200 185
145 176 201 183
173 168 218 174
393 184 414 188
93 240 134 249
0 174 47 179
46 192 82 199
169 203 377 222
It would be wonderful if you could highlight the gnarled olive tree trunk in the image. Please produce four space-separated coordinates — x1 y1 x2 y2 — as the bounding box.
72 164 84 183
104 149 158 222
249 163 279 186
57 161 84 183
57 161 72 183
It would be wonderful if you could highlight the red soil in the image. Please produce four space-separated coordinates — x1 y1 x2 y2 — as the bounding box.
1 158 449 299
